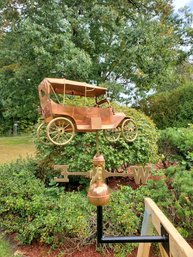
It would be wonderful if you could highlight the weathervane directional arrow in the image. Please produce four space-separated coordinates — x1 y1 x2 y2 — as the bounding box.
53 164 151 185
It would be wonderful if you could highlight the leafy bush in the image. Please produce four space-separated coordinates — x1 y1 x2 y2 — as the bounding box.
165 166 193 237
0 159 192 256
140 83 193 129
35 103 159 180
0 160 139 255
159 126 193 168
0 160 93 246
113 167 193 239
0 159 142 255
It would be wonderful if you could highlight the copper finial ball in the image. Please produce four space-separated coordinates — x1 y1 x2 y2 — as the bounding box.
87 181 110 206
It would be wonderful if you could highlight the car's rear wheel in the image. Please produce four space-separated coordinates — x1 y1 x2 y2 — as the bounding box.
103 127 121 142
47 117 75 146
121 118 137 142
36 122 51 145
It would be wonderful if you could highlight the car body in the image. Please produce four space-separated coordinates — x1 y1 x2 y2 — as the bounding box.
37 78 137 145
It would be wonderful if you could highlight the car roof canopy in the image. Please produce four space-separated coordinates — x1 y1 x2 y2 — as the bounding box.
39 78 107 97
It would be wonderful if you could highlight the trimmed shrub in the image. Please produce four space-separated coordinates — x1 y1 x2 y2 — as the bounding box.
140 83 193 129
0 160 139 255
0 159 192 255
0 160 93 246
165 166 193 237
159 126 193 168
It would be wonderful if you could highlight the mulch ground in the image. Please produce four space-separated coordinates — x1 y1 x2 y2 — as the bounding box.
14 236 193 257
16 242 161 257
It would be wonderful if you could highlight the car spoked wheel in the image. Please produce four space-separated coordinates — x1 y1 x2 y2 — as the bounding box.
47 117 75 146
121 118 137 142
103 127 121 142
36 122 51 145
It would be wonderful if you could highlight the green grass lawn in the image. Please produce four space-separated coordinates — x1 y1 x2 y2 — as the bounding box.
0 237 14 257
0 135 36 164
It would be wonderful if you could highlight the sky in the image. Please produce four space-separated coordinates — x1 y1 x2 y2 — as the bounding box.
173 0 193 11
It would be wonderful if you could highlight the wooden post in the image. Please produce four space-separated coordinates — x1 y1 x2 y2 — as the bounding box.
159 244 169 257
137 198 193 257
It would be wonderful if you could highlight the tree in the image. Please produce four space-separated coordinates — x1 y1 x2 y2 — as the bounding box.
0 0 92 130
0 0 192 130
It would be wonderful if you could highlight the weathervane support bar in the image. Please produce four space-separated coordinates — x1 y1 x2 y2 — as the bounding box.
97 206 168 244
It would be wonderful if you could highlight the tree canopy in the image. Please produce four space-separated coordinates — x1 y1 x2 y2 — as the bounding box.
0 0 193 129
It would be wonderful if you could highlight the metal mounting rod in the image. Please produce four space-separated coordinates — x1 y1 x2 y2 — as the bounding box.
96 131 99 156
97 206 169 244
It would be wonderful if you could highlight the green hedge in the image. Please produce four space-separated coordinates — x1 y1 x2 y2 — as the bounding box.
0 160 93 245
159 126 193 168
164 166 193 237
140 83 193 129
0 159 140 255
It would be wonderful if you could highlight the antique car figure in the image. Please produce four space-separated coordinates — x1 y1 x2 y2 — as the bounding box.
37 78 137 145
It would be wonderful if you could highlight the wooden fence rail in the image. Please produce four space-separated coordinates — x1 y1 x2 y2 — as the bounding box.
137 198 193 257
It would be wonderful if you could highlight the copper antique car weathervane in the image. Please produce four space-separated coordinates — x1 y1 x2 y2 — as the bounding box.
36 79 171 253
37 78 139 205
36 78 170 253
37 78 137 146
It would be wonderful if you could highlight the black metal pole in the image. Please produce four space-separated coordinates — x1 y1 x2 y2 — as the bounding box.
97 206 168 244
98 235 167 244
97 206 103 243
